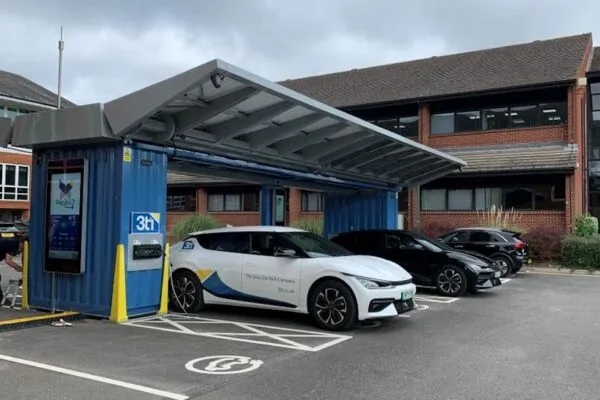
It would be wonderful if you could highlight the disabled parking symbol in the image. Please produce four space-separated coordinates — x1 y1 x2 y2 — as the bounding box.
185 355 263 375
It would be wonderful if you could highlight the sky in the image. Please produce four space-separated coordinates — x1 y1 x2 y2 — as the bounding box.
1 0 600 105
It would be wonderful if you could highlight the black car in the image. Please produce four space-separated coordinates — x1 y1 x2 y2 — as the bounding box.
0 221 25 257
437 227 530 277
330 229 502 297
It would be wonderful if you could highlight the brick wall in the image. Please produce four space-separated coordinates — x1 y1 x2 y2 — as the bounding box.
418 211 567 234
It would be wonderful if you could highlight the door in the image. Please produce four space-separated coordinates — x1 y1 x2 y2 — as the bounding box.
241 231 301 308
383 232 434 284
193 232 249 302
273 189 287 226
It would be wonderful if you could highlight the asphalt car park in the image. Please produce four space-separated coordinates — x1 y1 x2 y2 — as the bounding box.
1 272 600 400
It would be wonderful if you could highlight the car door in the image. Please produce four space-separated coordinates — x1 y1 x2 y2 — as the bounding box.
465 230 502 257
383 232 433 284
193 232 249 303
241 231 302 309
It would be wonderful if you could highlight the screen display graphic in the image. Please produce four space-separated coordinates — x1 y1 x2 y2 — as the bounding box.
45 159 87 274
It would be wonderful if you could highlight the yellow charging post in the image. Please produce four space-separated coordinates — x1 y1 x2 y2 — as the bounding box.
21 240 29 310
109 244 128 322
158 243 170 315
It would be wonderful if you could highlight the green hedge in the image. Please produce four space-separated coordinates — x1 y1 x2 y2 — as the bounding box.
560 234 600 269
291 217 324 236
574 214 599 237
171 213 222 242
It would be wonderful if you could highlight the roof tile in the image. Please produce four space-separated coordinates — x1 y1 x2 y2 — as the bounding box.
0 70 76 108
280 33 592 108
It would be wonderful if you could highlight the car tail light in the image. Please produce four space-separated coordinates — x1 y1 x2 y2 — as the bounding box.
514 239 526 250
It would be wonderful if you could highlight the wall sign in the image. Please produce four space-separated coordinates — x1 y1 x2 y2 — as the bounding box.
131 212 161 234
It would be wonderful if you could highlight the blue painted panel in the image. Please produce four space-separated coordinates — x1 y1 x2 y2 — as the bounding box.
29 144 122 316
324 191 398 238
118 145 167 317
260 186 274 225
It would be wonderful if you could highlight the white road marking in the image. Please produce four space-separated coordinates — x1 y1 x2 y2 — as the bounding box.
122 313 352 352
0 354 188 400
500 278 512 284
397 304 430 318
414 296 460 304
185 355 263 375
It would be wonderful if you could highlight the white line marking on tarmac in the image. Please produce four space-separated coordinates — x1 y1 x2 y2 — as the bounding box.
414 296 460 304
0 354 188 400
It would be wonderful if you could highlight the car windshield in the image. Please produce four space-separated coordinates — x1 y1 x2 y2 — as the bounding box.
411 233 450 252
280 231 354 258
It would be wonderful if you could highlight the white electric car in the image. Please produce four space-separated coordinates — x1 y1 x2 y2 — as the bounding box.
168 226 417 331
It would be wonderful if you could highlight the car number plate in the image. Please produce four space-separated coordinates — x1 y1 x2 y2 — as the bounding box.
401 291 413 300
1 233 14 238
494 271 501 278
528 259 532 264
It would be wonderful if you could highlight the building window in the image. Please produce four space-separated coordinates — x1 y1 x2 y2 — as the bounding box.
207 191 258 212
371 116 418 138
166 187 197 211
430 101 567 134
0 106 31 120
421 182 564 211
0 164 29 201
301 191 324 212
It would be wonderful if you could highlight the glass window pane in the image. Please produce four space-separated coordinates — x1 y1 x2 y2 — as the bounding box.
4 165 15 186
430 113 455 135
592 82 600 95
0 107 5 118
470 231 493 242
16 194 28 201
504 188 533 210
475 188 502 210
482 107 509 130
5 108 18 120
375 118 401 135
17 166 28 187
455 111 481 132
208 194 223 212
398 116 419 138
509 105 538 128
242 192 258 211
447 189 472 210
539 102 566 125
224 194 241 211
421 189 446 210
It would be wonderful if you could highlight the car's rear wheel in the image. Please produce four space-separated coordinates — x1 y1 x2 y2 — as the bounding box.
492 255 513 277
309 280 356 331
169 269 205 313
436 265 468 297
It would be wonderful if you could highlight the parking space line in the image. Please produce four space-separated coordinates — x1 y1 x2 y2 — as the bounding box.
122 313 352 352
500 278 512 284
0 354 188 400
414 296 460 304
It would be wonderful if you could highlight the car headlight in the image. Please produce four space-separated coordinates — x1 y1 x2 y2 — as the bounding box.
354 276 395 289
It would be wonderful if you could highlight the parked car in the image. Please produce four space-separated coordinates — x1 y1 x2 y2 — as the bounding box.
0 221 26 258
330 229 502 297
437 227 530 277
168 226 417 331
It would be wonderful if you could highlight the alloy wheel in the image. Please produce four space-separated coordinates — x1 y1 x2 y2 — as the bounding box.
438 268 464 295
314 288 348 327
496 259 509 276
173 276 196 310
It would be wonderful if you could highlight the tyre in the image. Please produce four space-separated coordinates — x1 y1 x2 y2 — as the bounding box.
308 280 357 331
436 265 468 297
492 254 513 277
169 269 205 313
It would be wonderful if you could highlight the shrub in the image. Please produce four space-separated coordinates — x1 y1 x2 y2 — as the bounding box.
521 227 564 262
477 205 527 233
560 234 600 269
420 222 459 239
171 213 222 242
292 217 324 236
574 214 599 237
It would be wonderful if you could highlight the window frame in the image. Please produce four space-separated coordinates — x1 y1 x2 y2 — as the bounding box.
207 191 259 212
0 163 30 202
300 190 324 212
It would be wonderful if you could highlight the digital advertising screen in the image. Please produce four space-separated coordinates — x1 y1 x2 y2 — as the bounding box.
44 159 87 274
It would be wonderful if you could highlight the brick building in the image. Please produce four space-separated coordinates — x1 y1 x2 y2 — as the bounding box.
167 33 596 235
0 70 74 221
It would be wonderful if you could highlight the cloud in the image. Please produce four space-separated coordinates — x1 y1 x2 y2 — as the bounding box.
0 0 599 105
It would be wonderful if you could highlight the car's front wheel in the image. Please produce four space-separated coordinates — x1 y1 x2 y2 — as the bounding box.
309 280 357 331
436 265 468 297
169 269 205 313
